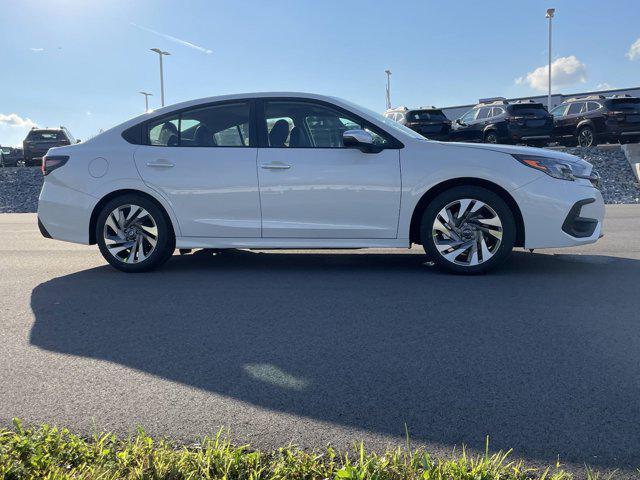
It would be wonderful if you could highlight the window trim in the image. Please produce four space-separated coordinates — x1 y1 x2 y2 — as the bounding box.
255 97 404 149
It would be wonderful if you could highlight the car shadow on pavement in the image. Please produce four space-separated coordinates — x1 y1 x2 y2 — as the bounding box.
30 249 640 471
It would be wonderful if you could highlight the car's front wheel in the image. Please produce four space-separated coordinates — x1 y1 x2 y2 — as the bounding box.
421 186 516 274
96 194 175 272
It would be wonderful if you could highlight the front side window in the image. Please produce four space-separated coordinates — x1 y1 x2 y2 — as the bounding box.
567 103 583 115
476 107 491 120
147 102 251 147
550 104 569 118
460 109 478 123
263 101 390 148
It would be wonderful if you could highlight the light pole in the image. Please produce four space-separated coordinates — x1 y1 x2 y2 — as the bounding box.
150 48 171 107
139 91 153 112
385 69 392 110
546 8 555 110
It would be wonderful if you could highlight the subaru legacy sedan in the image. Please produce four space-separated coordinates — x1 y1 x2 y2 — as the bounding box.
37 93 604 274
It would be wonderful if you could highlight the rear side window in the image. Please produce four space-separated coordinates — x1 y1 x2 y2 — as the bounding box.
587 102 602 112
146 102 251 147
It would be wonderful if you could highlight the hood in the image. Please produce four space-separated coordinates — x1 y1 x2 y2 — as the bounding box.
443 142 592 170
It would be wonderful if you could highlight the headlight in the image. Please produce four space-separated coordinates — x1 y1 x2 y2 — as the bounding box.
512 154 592 182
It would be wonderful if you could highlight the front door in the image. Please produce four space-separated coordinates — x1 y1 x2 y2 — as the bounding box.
134 101 261 238
256 99 401 239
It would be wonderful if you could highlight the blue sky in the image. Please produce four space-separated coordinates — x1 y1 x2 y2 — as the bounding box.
1 0 639 146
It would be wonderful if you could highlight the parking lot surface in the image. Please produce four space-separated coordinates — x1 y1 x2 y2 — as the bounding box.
1 206 639 477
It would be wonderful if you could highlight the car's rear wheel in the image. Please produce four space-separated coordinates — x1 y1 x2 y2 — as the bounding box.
484 131 498 144
577 126 596 147
96 194 174 272
421 186 516 274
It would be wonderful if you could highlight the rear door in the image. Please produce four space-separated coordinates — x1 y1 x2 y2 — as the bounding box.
133 101 262 238
255 99 401 239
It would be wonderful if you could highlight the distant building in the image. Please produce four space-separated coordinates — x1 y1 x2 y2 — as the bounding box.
439 86 640 120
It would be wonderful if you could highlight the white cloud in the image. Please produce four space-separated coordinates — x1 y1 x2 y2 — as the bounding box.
516 55 587 92
30 47 44 52
130 22 213 55
596 83 615 91
0 113 37 128
626 38 640 61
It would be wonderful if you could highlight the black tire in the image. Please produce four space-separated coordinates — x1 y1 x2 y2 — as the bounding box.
421 186 516 274
484 131 498 144
577 126 596 147
96 194 175 272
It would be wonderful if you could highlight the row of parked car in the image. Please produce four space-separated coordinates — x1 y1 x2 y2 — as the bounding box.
0 126 78 167
385 94 640 147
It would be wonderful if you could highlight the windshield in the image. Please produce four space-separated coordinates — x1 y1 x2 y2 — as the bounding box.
336 98 427 140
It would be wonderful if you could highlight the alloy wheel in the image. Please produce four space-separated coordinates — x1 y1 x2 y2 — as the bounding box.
432 198 503 266
103 204 158 264
578 128 594 147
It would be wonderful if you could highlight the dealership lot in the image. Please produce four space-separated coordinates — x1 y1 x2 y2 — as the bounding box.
0 207 639 476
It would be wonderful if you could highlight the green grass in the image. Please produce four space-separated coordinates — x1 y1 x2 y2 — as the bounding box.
0 419 615 479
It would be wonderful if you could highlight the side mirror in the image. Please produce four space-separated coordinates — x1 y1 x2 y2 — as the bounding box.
76 139 81 143
456 119 464 126
343 129 380 153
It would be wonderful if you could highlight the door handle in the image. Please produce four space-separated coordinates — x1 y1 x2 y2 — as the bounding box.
146 160 174 168
260 163 291 170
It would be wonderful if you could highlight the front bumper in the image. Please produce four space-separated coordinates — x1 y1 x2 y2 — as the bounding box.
513 175 605 249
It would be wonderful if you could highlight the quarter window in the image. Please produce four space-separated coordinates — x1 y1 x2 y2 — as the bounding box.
263 101 390 148
587 102 602 112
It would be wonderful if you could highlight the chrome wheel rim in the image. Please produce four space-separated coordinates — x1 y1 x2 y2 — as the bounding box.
432 198 503 266
578 129 593 147
103 204 158 263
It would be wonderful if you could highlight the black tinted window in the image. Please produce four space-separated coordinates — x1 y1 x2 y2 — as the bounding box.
407 110 446 122
509 104 548 116
608 98 640 112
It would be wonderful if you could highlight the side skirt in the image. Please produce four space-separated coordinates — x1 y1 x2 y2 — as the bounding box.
175 237 410 250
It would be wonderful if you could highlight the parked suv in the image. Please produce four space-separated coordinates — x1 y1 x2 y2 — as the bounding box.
384 106 451 141
551 95 640 147
450 99 553 146
1 146 23 167
23 127 76 166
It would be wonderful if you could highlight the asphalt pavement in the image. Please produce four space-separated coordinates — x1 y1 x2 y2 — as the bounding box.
1 207 639 478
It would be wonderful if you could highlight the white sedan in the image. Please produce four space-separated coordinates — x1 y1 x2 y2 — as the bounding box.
37 92 604 274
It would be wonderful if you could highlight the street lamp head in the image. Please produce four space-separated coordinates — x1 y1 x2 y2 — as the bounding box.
546 8 555 18
150 48 171 56
385 69 391 75
139 91 153 96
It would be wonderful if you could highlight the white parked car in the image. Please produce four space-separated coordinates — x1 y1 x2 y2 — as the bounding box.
37 92 604 274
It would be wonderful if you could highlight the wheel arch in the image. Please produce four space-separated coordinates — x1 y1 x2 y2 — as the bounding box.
408 178 525 247
576 119 594 132
89 189 176 245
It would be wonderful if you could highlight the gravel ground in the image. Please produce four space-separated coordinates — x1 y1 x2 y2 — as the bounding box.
554 146 640 204
0 167 43 213
0 146 638 213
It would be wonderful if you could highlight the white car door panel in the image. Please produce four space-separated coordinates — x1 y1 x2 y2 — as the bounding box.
134 146 261 237
257 148 401 238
